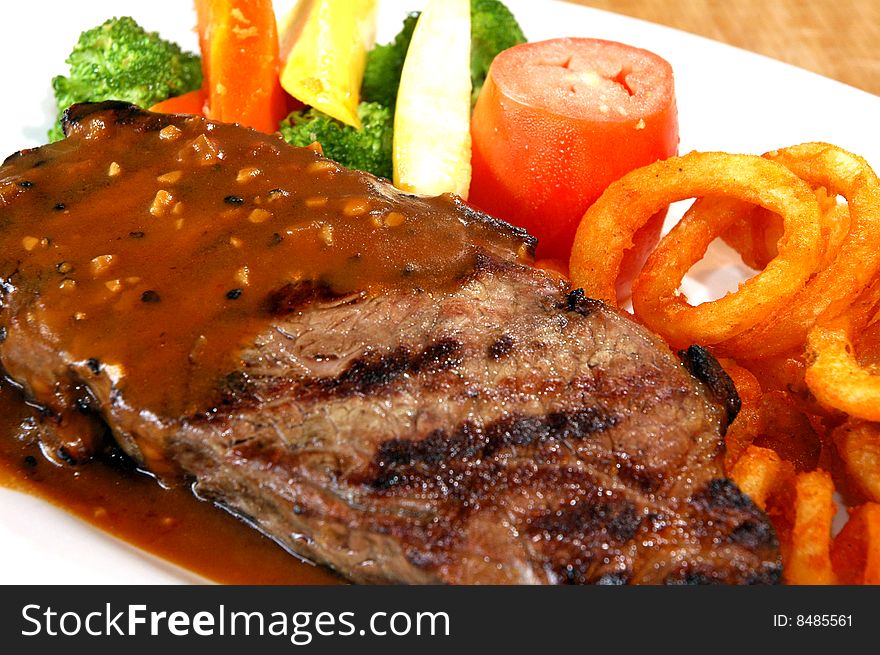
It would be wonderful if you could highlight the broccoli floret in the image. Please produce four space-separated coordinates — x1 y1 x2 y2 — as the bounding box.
279 102 394 179
470 0 527 104
361 12 420 110
49 17 202 141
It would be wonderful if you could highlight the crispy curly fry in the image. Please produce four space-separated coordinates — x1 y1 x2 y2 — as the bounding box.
786 470 837 585
729 446 785 511
831 420 880 502
806 321 880 421
831 503 880 585
718 360 763 469
805 277 880 422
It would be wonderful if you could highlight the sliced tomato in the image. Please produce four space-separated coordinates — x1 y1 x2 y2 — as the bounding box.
469 38 679 290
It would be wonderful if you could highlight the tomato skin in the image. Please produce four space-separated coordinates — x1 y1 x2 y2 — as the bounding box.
469 38 678 284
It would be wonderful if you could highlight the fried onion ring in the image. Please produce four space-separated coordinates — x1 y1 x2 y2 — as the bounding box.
723 143 880 358
570 153 822 331
721 186 844 271
614 153 823 347
719 201 785 270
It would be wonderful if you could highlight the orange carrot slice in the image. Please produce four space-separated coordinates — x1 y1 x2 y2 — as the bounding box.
150 88 207 115
195 0 287 132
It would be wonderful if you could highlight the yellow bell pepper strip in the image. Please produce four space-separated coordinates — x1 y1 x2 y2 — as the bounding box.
393 0 472 198
278 0 377 129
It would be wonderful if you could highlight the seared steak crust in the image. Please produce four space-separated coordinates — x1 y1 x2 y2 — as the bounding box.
173 268 779 584
0 104 781 584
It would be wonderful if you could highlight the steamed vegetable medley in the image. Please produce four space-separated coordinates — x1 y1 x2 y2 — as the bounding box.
50 0 525 181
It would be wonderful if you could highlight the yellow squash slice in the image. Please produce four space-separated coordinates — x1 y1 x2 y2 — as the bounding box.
393 0 472 198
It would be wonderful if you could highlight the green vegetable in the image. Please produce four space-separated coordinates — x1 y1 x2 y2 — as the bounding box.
49 17 202 141
361 12 419 110
279 0 523 178
470 0 527 104
279 102 394 179
361 1 526 111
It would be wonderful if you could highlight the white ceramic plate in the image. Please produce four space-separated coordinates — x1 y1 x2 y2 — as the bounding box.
0 0 877 584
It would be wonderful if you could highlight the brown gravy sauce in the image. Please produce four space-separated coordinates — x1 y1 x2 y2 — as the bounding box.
0 378 340 584
0 105 524 420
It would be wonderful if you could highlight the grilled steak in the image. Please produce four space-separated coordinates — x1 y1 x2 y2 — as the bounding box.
0 102 780 584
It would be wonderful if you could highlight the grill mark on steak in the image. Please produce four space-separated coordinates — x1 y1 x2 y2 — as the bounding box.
312 339 464 398
529 495 643 585
369 407 620 489
414 339 463 373
529 496 642 544
488 334 515 359
695 477 757 511
0 104 782 584
319 346 412 396
689 478 779 551
210 337 467 410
